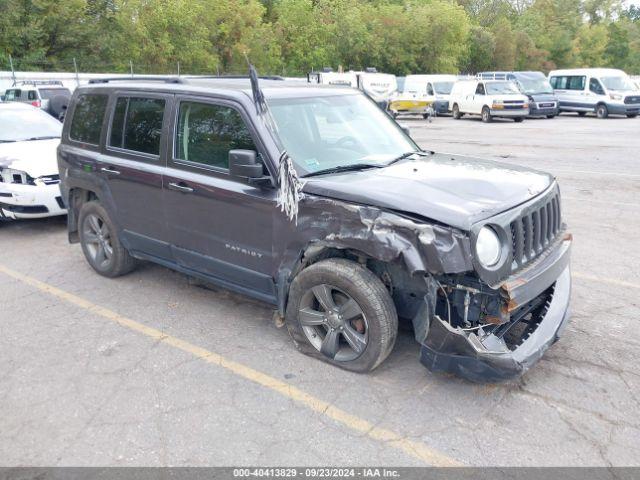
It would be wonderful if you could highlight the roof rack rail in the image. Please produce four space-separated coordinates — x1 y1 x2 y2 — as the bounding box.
186 75 285 81
88 76 184 84
477 72 509 81
12 80 65 87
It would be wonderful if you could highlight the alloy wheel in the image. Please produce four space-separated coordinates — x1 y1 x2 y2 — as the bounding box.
83 213 114 269
298 284 368 362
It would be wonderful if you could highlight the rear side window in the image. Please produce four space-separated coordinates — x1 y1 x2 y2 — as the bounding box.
28 91 37 100
550 76 585 90
175 102 256 169
109 97 165 156
5 89 20 101
70 94 108 145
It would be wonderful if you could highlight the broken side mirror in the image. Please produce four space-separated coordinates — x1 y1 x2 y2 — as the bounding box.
228 149 272 186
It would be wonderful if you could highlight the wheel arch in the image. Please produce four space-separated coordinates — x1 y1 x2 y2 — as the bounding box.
66 187 101 243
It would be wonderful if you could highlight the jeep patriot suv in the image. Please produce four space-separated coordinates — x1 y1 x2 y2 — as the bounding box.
58 76 572 381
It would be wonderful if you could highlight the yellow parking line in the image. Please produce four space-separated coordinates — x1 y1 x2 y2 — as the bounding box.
0 263 462 467
573 271 640 290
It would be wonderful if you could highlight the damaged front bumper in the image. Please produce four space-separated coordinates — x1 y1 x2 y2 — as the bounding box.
419 234 572 382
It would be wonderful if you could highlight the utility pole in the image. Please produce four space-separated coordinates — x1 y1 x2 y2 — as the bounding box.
73 58 80 87
177 62 180 77
9 54 16 85
130 60 134 78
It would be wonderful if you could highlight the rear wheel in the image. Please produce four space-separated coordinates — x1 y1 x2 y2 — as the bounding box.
547 115 555 119
452 104 462 119
627 114 638 118
514 117 524 123
78 201 137 278
596 104 609 119
285 258 398 372
481 106 492 123
578 111 587 117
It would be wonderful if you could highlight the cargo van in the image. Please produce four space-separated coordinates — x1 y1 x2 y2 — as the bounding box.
479 72 558 118
449 79 529 122
402 75 457 114
548 68 640 118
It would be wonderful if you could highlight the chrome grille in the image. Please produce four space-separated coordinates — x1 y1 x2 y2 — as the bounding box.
510 191 562 270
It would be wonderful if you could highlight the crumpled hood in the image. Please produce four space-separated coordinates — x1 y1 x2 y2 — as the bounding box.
303 153 554 231
528 93 557 102
0 138 60 178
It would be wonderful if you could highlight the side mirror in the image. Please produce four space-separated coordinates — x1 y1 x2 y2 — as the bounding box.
229 150 263 178
229 149 272 186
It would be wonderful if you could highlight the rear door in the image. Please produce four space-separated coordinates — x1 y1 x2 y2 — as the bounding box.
97 92 173 260
163 96 277 302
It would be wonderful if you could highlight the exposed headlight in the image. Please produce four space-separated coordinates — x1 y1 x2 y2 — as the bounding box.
476 226 502 267
0 168 29 184
609 93 622 100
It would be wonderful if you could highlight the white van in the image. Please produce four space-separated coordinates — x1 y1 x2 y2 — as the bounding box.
548 68 640 118
402 74 457 114
449 79 529 122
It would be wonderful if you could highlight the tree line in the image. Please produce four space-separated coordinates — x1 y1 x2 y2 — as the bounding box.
1 0 639 76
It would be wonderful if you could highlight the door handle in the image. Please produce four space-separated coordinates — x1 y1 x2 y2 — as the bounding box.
100 167 121 175
168 182 194 193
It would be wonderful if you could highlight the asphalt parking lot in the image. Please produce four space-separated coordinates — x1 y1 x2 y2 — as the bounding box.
1 113 639 467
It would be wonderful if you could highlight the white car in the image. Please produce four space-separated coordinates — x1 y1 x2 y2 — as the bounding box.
0 103 66 220
449 79 529 122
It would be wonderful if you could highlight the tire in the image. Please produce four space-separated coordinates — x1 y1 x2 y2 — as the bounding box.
452 104 462 119
596 104 608 119
78 201 137 278
481 106 492 123
578 111 587 117
285 258 398 373
546 115 555 119
514 117 524 123
627 114 637 118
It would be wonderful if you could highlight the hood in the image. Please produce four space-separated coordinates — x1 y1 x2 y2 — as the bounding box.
0 138 60 178
303 153 554 231
527 93 557 102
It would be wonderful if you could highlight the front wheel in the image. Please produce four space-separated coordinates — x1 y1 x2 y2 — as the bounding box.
627 114 638 118
578 111 587 117
547 115 555 119
481 106 492 123
596 104 609 119
514 117 524 123
285 258 398 372
78 201 137 278
452 104 462 119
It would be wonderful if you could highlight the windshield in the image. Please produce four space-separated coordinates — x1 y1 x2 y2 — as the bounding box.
0 106 62 141
518 78 553 94
600 76 637 91
433 82 454 94
267 94 417 176
486 81 521 95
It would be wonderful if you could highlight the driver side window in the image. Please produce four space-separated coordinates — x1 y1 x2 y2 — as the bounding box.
475 83 485 95
175 101 256 170
589 78 604 95
426 83 434 96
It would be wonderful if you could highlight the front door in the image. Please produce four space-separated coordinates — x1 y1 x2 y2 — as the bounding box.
163 96 277 303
